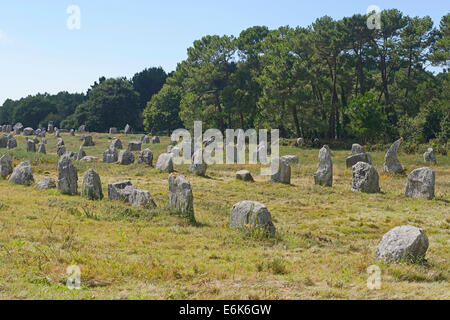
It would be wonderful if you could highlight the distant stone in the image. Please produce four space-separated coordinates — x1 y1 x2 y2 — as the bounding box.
314 145 333 187
351 144 365 155
375 226 429 263
156 153 174 172
23 127 34 136
124 124 131 134
6 137 17 149
346 152 372 168
313 138 320 148
35 177 56 190
110 138 123 150
47 122 54 133
236 170 254 182
57 155 78 195
74 146 86 161
152 136 160 144
41 137 47 145
108 181 134 202
82 135 95 147
141 135 150 144
103 148 118 163
79 156 99 162
0 154 13 179
54 130 60 137
129 188 156 208
168 173 194 220
423 148 437 164
56 138 65 147
138 148 153 166
70 129 75 136
281 155 299 164
13 122 23 134
109 127 118 135
230 201 275 235
81 169 103 200
189 150 207 176
405 167 435 200
78 125 86 132
0 135 7 148
8 161 34 185
26 140 36 153
118 150 135 165
128 141 142 151
296 137 304 147
351 162 380 193
384 138 404 173
37 143 46 154
270 157 291 184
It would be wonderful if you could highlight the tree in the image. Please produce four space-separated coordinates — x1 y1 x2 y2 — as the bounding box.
12 95 57 128
430 13 450 68
131 67 167 112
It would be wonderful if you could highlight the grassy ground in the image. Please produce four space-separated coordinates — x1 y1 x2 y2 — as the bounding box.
0 132 448 300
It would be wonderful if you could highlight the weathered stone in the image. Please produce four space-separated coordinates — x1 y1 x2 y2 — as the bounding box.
346 152 372 168
57 145 66 157
26 140 36 152
110 138 123 150
118 150 135 165
375 226 429 263
281 155 299 164
54 130 60 137
82 135 95 147
81 169 103 200
156 153 174 172
6 137 17 149
189 150 207 176
129 188 156 208
168 173 194 220
8 161 34 185
270 157 291 184
128 141 142 151
108 181 134 202
313 138 320 148
405 167 435 200
314 145 333 187
141 135 150 144
0 135 7 148
296 137 304 147
236 170 254 182
230 201 275 235
423 148 437 164
70 129 75 136
384 138 404 173
0 154 13 179
103 148 118 163
152 136 160 144
124 124 131 134
47 122 54 133
57 155 78 195
23 127 34 136
13 122 23 134
37 143 46 154
109 127 118 135
351 143 365 155
351 162 380 193
74 146 86 161
35 177 56 190
79 156 99 162
138 148 153 166
56 138 65 147
78 125 86 132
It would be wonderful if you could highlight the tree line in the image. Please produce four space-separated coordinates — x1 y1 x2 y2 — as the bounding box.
1 9 449 146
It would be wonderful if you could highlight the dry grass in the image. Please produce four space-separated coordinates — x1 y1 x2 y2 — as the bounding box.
0 132 448 300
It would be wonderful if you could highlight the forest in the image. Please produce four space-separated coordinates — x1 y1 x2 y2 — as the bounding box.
1 9 449 147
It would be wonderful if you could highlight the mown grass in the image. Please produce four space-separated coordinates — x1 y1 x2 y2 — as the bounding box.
0 132 448 299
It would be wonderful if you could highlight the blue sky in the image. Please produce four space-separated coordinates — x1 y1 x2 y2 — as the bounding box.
0 0 448 105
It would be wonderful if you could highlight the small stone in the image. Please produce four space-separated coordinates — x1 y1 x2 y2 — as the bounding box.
230 201 275 235
81 169 103 200
108 181 134 201
103 148 118 163
110 138 123 150
35 177 56 190
270 157 291 184
351 144 365 155
74 146 86 161
189 150 207 176
236 170 254 182
118 150 135 165
405 167 435 200
79 156 99 162
82 135 95 147
6 137 17 149
128 141 142 151
23 127 34 136
26 140 36 152
109 127 118 135
152 136 160 144
0 135 7 148
141 135 150 144
281 155 299 164
138 148 153 166
296 138 304 147
423 148 437 164
124 124 131 134
129 189 156 208
346 152 372 168
8 161 34 185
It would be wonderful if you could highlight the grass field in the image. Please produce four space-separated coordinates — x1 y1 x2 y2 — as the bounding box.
0 132 448 300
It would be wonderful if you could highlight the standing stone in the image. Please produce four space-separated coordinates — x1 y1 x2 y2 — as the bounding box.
236 170 254 182
13 122 23 134
124 124 131 134
82 135 95 147
26 140 36 153
70 129 75 136
313 138 320 148
110 138 123 150
346 152 372 168
405 167 435 200
152 136 160 144
103 148 118 163
351 162 380 193
109 127 118 135
296 138 305 147
0 154 13 179
128 141 142 151
23 127 34 136
47 122 54 133
118 150 135 165
156 153 174 172
129 188 156 208
56 138 65 147
81 169 103 200
423 148 437 164
35 177 56 190
230 201 276 235
168 173 194 221
33 137 39 145
375 226 429 263
270 157 291 184
37 143 46 154
78 125 86 133
57 145 66 157
54 130 60 137
189 150 207 176
138 148 153 166
8 161 34 185
0 135 7 148
141 135 150 144
314 145 333 187
281 155 299 165
351 144 365 155
384 138 404 173
108 181 134 202
57 155 78 195
6 136 17 149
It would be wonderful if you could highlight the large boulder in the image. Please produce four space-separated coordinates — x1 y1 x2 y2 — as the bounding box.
128 141 142 151
35 177 56 190
189 150 207 176
346 152 372 168
8 161 34 185
375 226 429 263
405 167 435 200
156 153 174 172
270 157 291 184
351 162 380 193
236 170 254 182
314 145 333 187
423 148 437 164
118 150 135 165
81 169 103 200
26 140 36 153
384 138 404 173
57 155 78 195
103 148 118 163
0 154 13 178
230 201 275 235
138 148 153 166
168 173 194 221
110 138 123 150
82 135 95 147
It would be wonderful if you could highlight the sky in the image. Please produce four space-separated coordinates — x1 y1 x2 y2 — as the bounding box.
0 0 448 105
